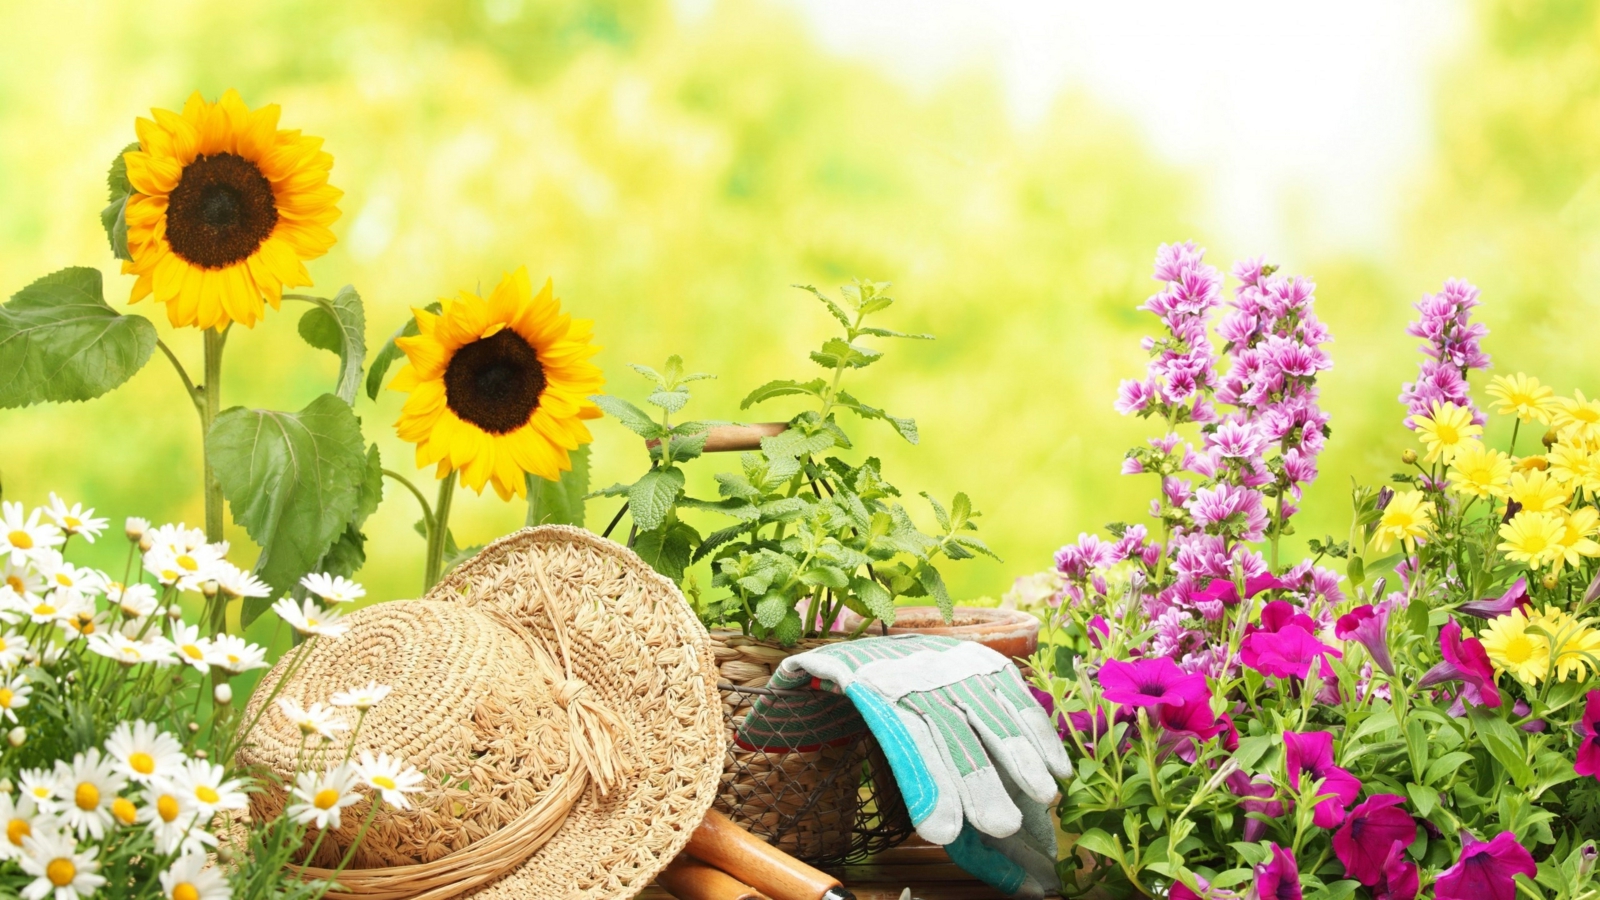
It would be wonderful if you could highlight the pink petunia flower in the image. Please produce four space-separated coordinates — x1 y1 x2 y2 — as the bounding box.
1332 794 1416 885
1254 843 1302 900
1283 730 1362 828
1225 770 1283 843
1240 625 1341 680
1099 657 1211 710
1434 832 1536 900
1458 578 1531 620
1373 841 1420 900
1575 690 1600 779
1418 621 1503 709
1335 605 1395 676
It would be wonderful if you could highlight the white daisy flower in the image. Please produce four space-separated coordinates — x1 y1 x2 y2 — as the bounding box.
163 623 215 673
208 635 268 674
212 563 270 601
104 582 159 619
33 555 104 599
42 496 106 544
123 517 150 543
0 503 62 567
159 853 230 900
0 560 45 606
52 750 126 839
137 785 215 857
0 631 31 671
274 699 348 741
58 610 110 643
0 793 39 861
354 751 424 810
19 824 104 900
286 763 362 830
166 760 247 819
270 597 348 638
0 675 32 723
105 721 186 785
143 545 223 593
299 572 365 605
22 589 90 627
330 681 391 712
87 632 175 668
142 523 206 556
18 769 63 815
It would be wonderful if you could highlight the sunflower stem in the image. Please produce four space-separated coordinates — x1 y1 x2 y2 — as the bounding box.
200 327 229 545
424 475 457 591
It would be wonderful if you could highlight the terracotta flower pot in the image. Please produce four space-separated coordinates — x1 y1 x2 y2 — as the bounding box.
839 606 1042 661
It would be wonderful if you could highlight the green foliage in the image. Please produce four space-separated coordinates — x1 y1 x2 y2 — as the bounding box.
526 445 590 527
295 286 367 405
364 301 441 401
206 393 372 622
595 283 992 644
0 267 155 408
99 142 139 261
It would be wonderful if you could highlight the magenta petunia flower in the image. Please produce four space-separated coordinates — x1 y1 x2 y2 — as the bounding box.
1099 657 1211 709
1254 843 1302 900
1575 690 1600 778
1197 572 1288 607
1434 832 1536 900
1459 578 1531 620
1257 600 1317 635
1419 621 1503 709
1241 625 1341 681
1283 730 1361 827
1226 770 1283 842
1373 841 1420 900
1332 794 1416 885
1335 605 1395 676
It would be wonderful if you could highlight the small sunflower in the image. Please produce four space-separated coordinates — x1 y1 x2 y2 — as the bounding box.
1487 373 1556 424
1413 401 1482 464
391 268 604 500
121 89 341 330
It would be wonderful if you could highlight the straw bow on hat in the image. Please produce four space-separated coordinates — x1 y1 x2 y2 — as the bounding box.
235 525 726 900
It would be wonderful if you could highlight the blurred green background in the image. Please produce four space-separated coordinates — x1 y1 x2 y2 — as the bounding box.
1 0 1597 614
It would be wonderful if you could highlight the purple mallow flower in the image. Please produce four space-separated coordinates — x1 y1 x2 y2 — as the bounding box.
1336 605 1395 676
1434 832 1536 900
1118 242 1224 426
1099 657 1211 709
1333 794 1415 886
1419 621 1503 709
1187 483 1270 542
1399 279 1490 428
1575 690 1600 779
1283 730 1361 828
1254 843 1302 900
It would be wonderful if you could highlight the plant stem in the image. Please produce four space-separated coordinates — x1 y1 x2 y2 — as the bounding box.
201 327 229 545
423 475 457 591
381 469 434 534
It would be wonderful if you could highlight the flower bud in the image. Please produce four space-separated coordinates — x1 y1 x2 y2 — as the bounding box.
0 779 14 794
125 517 147 542
1401 449 1418 465
7 728 24 747
216 845 236 865
1543 429 1560 449
187 721 200 734
201 580 219 599
1578 842 1597 878
214 683 233 705
194 749 208 760
1542 572 1560 591
166 606 183 621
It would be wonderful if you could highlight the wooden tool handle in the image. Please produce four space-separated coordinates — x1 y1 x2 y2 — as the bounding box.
646 422 788 454
656 857 767 900
686 810 846 900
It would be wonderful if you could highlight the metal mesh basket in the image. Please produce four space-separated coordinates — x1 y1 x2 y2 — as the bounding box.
715 681 914 867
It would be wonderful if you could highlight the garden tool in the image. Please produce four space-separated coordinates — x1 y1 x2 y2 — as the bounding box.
736 635 1070 899
684 809 857 900
656 857 765 900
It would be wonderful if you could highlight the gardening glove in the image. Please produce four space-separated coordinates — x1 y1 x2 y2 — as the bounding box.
737 635 1070 898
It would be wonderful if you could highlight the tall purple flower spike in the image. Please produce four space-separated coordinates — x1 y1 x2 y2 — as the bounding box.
1398 279 1491 428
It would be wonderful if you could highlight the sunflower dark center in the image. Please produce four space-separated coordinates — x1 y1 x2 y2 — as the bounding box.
444 329 546 434
165 153 278 269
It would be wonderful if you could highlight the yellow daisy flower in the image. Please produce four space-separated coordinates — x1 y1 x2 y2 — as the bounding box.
1371 490 1433 554
1548 443 1600 493
1549 507 1600 572
1413 401 1482 464
1514 455 1549 473
1486 373 1556 424
1553 390 1600 448
391 268 604 500
1523 606 1600 682
1479 608 1549 685
1498 510 1565 569
1506 469 1570 513
121 90 341 331
1446 440 1512 499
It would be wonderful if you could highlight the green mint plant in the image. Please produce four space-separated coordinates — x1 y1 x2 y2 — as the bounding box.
590 280 997 646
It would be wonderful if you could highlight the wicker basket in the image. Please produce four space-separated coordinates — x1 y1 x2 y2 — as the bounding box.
709 631 913 866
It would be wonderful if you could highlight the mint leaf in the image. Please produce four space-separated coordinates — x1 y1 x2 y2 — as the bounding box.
632 520 700 581
295 286 366 405
365 301 440 401
917 563 954 622
591 394 666 439
206 394 370 624
849 575 895 624
741 378 826 409
0 267 156 408
794 284 852 331
809 338 883 370
628 467 685 532
755 593 790 628
526 445 589 527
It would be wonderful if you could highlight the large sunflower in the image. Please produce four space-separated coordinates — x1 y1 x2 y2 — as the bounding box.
121 89 341 330
391 269 604 500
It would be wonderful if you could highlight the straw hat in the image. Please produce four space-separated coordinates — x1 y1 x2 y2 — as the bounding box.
235 525 726 900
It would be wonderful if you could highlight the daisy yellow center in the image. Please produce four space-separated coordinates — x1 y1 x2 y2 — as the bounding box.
173 883 201 900
182 644 204 660
165 152 279 269
30 787 49 800
74 782 100 811
443 329 547 434
7 532 32 551
194 785 219 805
157 795 180 823
1434 422 1461 444
129 752 156 775
6 818 28 846
313 788 341 810
1576 407 1600 424
31 604 53 617
4 576 21 593
177 555 199 572
227 654 240 664
161 570 179 582
62 517 80 529
1500 635 1539 664
53 574 72 587
46 858 75 887
112 797 137 825
0 689 14 708
371 775 396 790
122 647 140 658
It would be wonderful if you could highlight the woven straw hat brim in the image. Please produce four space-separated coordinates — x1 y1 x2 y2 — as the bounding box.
424 525 725 900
